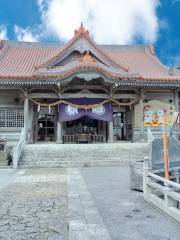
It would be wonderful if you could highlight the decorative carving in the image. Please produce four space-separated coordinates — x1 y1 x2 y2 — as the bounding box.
74 22 89 37
80 51 96 63
149 45 155 55
76 73 101 81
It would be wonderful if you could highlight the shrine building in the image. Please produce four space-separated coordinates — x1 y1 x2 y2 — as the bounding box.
0 23 180 144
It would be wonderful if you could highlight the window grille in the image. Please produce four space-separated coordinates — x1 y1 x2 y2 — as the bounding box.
0 107 24 128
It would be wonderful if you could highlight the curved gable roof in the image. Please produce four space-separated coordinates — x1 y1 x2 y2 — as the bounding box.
0 24 179 82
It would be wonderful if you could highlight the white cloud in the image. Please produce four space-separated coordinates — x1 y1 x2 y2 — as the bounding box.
37 0 160 44
0 25 8 40
14 25 38 42
14 0 160 44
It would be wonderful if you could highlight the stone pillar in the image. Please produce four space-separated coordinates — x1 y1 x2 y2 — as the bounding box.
57 121 63 143
143 158 150 201
108 121 114 143
24 95 29 142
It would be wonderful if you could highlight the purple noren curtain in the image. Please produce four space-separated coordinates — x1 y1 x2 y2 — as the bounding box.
59 98 113 122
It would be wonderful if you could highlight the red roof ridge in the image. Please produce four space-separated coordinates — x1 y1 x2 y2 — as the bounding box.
145 44 170 74
37 23 129 72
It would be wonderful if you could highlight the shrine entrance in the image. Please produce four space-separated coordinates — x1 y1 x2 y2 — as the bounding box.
32 103 57 143
113 112 126 141
113 106 133 141
38 114 55 142
63 116 107 143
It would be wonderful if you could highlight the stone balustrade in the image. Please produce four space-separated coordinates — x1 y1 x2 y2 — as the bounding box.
143 160 180 224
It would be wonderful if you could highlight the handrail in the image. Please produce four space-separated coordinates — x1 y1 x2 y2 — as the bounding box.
13 128 26 169
148 172 164 182
143 160 180 224
147 127 154 144
148 171 180 190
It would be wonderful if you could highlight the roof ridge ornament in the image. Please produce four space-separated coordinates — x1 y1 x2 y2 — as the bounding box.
149 44 156 55
80 51 96 63
74 22 89 37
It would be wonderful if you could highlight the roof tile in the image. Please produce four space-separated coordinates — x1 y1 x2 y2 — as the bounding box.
0 39 179 82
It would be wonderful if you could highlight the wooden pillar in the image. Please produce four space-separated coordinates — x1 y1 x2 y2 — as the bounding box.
108 121 114 143
103 121 107 142
24 94 29 142
57 121 63 143
139 93 144 134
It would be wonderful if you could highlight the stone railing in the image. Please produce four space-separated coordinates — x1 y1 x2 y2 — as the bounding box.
143 161 180 223
147 127 154 144
13 128 26 169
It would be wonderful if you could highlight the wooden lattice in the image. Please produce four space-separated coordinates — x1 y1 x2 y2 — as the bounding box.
0 107 24 128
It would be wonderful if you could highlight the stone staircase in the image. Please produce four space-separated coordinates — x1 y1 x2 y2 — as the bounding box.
18 143 150 168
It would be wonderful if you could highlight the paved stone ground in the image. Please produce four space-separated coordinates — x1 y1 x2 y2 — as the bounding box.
81 167 180 240
67 168 111 240
0 167 180 240
0 169 68 240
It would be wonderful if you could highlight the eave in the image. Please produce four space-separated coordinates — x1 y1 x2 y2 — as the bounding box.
0 77 180 89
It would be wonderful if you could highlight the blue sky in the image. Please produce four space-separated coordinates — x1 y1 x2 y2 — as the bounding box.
0 0 179 67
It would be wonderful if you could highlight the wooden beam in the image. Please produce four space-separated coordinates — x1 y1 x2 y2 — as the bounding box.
27 92 138 99
28 93 58 99
61 85 109 93
60 93 109 99
112 94 138 99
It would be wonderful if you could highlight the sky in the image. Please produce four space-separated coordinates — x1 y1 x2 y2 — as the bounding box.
0 0 179 67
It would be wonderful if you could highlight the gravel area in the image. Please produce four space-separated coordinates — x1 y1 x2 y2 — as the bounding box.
0 169 68 240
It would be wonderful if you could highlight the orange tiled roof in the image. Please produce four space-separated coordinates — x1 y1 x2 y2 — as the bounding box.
0 30 180 82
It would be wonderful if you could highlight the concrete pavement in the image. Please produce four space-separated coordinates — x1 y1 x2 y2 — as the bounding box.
81 167 180 240
0 167 179 240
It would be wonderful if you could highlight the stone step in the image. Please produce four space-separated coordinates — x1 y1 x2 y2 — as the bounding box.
20 156 146 161
20 159 141 164
18 143 150 168
20 155 146 160
19 162 129 168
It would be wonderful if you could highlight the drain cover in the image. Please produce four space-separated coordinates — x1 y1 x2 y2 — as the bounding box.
132 209 141 213
146 215 155 219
